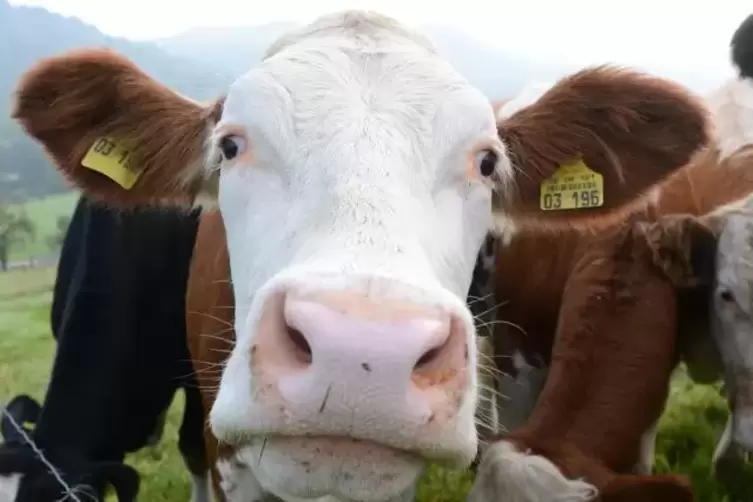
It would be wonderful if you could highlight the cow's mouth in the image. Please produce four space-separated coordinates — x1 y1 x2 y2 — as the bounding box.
243 435 424 500
252 433 423 462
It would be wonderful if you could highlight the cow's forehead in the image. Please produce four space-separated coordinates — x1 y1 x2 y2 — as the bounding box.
264 10 438 60
218 12 496 154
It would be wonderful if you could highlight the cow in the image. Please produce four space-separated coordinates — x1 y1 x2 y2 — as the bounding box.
468 12 753 502
4 10 710 502
632 199 753 490
707 194 753 477
0 195 207 502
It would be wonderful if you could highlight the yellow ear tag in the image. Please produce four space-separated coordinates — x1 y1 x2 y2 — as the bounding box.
81 137 143 190
539 159 604 211
22 421 35 431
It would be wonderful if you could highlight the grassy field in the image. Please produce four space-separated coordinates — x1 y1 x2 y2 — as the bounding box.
1 266 752 501
7 191 80 261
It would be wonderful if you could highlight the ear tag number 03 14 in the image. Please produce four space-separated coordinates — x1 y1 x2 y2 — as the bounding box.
81 137 143 190
539 159 604 211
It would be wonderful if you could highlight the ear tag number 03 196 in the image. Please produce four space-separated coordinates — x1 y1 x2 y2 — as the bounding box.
539 159 604 211
81 137 143 190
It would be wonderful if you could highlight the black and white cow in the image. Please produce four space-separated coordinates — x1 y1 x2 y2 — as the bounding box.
0 195 207 502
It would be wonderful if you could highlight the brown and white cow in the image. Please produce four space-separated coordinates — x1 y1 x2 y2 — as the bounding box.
6 10 709 502
469 13 753 502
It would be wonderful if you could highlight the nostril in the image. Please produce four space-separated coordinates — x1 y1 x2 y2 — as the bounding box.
414 346 442 370
411 315 466 389
285 326 313 364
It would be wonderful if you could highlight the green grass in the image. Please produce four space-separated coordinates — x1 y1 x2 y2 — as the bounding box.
7 191 80 261
0 266 751 501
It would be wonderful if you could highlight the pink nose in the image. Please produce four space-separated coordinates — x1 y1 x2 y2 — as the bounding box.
252 290 467 425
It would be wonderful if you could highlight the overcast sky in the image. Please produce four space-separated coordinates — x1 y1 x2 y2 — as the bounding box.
9 0 752 82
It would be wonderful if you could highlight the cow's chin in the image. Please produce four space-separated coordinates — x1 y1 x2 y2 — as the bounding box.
242 435 423 501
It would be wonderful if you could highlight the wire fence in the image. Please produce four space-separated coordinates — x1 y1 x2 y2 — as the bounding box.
0 402 87 502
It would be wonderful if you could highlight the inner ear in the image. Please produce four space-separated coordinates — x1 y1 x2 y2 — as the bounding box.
639 216 717 288
688 220 718 286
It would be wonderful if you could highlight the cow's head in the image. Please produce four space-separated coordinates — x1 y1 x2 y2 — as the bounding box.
0 395 140 501
12 10 708 501
635 198 753 457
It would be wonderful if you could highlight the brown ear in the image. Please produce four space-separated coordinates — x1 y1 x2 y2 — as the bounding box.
635 214 718 288
495 66 710 227
12 48 223 208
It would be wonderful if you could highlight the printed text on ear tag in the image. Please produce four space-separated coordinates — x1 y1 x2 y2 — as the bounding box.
539 159 604 211
81 137 143 190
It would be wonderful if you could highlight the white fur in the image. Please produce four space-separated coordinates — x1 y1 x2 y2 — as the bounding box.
496 82 554 122
467 441 598 502
491 213 519 247
216 447 417 502
199 10 504 501
489 81 556 248
705 75 753 161
0 474 21 501
190 472 212 502
216 451 266 502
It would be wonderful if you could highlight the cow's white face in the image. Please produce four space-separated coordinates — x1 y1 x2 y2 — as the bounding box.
208 12 505 501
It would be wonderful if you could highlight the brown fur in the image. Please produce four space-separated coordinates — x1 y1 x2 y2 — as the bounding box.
13 52 710 222
12 49 224 207
493 143 753 374
492 145 753 373
486 98 753 501
496 66 710 227
9 46 717 501
498 223 688 499
185 211 235 502
649 145 753 216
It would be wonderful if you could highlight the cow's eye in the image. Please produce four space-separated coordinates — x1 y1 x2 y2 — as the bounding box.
474 149 498 177
719 288 735 303
219 135 247 161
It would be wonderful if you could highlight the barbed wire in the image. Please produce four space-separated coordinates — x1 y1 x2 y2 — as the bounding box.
0 403 86 502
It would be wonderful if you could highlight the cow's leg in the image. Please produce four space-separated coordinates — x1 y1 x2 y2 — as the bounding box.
633 419 659 475
179 385 212 502
145 408 168 447
713 414 734 467
467 440 598 502
712 414 749 486
495 351 548 435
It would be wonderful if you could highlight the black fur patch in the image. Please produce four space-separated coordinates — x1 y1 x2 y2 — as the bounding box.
732 14 753 79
